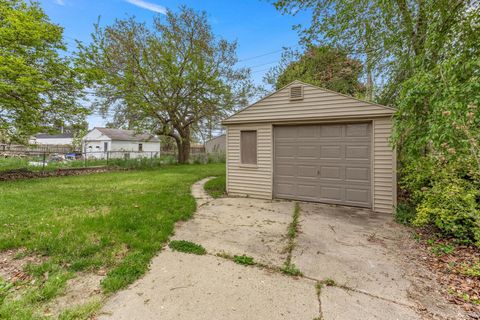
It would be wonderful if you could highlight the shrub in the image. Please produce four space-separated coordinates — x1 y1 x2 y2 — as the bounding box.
395 202 416 225
413 168 480 245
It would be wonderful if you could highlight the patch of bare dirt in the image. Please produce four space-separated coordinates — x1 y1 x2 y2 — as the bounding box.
0 167 114 181
44 272 105 317
397 228 480 320
0 248 46 282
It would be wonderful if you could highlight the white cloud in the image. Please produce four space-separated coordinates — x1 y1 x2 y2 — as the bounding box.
54 0 66 5
125 0 167 14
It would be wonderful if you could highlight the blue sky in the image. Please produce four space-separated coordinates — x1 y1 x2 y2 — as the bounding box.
38 0 311 128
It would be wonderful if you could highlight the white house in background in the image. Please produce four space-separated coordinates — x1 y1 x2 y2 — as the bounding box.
82 127 160 159
29 133 74 145
205 134 226 154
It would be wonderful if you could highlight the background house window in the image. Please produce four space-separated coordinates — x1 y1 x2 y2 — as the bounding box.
240 130 257 164
138 143 143 152
104 142 108 151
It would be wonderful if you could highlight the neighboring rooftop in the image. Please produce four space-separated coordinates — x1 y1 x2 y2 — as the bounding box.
94 127 160 142
34 133 74 139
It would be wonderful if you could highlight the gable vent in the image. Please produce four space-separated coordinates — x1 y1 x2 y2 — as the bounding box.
289 85 303 101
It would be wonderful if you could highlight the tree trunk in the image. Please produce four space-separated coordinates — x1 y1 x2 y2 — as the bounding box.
176 129 191 164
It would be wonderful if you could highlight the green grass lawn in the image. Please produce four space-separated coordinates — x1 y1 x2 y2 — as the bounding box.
203 175 226 198
0 163 224 319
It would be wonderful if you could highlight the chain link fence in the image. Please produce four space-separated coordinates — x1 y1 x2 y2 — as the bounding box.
0 145 222 174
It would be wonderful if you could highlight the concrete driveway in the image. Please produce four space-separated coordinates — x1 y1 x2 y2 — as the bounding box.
98 178 466 320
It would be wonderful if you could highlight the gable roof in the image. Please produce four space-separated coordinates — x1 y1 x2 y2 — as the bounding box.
94 128 159 142
223 80 395 125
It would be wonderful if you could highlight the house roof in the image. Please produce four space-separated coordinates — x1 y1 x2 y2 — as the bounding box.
35 133 73 139
94 128 160 142
206 134 225 143
222 80 395 125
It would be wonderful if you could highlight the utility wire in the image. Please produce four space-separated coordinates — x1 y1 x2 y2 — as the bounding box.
237 46 295 62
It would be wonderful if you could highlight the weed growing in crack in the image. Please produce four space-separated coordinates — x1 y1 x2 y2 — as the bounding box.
281 202 302 276
233 254 255 266
280 263 302 276
317 278 337 291
169 240 207 255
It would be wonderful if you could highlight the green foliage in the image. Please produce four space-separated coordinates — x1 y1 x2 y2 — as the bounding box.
266 46 365 96
430 243 454 256
207 152 226 164
0 0 88 141
169 240 207 255
76 6 255 163
280 263 302 276
394 202 416 225
0 164 225 312
58 299 102 320
320 278 336 287
204 175 226 198
412 166 480 245
273 0 477 103
460 262 480 278
233 254 255 266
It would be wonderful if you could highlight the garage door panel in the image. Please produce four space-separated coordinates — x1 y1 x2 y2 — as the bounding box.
275 145 296 158
346 188 370 203
275 183 295 196
275 126 297 138
345 145 369 160
345 167 369 182
320 145 343 159
321 186 343 201
298 126 317 138
275 164 296 177
346 123 369 137
319 125 343 137
274 123 372 208
298 145 318 158
298 184 317 198
319 166 341 179
298 165 317 178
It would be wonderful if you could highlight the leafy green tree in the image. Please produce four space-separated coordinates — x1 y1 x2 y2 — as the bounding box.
0 0 88 142
76 7 255 163
265 46 365 96
273 0 474 104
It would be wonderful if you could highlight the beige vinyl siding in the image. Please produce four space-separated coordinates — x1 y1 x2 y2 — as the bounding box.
227 123 273 199
223 82 394 125
373 118 396 213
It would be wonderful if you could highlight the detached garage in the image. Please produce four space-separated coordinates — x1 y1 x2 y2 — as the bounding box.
222 80 397 214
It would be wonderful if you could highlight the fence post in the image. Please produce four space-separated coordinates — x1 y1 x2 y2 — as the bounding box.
84 151 87 167
42 151 46 172
106 151 109 166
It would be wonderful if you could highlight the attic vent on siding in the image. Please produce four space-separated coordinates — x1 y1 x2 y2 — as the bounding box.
289 85 303 101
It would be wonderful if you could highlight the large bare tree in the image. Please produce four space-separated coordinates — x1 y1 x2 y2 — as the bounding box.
76 7 255 163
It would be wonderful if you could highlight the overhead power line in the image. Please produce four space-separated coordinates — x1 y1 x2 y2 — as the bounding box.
237 45 300 63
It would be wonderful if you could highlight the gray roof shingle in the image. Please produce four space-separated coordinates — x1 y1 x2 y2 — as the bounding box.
95 128 160 142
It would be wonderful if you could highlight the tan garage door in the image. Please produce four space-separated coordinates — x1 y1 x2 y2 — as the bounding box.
274 123 372 208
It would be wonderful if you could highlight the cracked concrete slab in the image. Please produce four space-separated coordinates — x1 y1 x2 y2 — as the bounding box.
97 177 466 320
292 202 414 307
321 286 420 320
98 250 318 320
172 180 293 266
